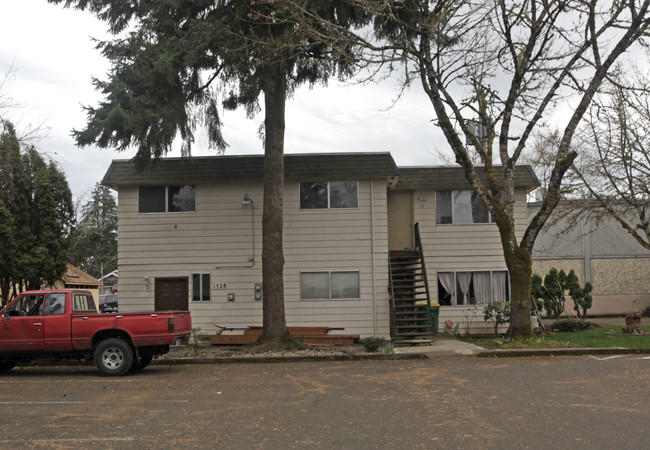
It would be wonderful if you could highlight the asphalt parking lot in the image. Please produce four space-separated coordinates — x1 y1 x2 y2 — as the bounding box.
1 355 648 449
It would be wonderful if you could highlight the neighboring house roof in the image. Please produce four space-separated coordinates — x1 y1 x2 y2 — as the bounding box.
62 263 101 287
528 202 650 259
102 153 401 188
100 270 118 282
394 165 540 192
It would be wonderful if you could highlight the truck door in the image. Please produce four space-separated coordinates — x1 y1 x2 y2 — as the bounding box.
43 293 71 352
0 294 45 352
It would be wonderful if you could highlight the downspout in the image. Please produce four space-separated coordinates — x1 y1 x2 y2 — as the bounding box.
582 216 591 284
371 179 378 336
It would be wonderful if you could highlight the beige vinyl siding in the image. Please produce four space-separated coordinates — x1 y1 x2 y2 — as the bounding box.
415 188 527 269
116 178 390 338
283 179 389 338
412 188 528 334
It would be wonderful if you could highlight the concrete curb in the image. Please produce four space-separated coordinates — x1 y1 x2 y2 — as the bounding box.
152 353 429 365
477 347 650 358
15 346 650 369
14 353 428 368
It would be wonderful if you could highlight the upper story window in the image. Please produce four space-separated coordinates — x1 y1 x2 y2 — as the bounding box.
436 190 493 224
139 185 196 213
300 181 358 210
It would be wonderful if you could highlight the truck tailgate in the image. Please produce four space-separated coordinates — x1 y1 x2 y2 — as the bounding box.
114 312 191 346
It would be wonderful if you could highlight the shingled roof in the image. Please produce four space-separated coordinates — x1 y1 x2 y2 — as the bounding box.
102 153 400 188
62 263 101 287
394 166 540 192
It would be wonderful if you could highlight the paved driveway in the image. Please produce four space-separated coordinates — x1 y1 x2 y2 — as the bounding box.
1 355 648 449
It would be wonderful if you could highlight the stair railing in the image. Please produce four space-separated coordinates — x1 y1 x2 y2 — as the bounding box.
388 256 396 338
414 222 434 338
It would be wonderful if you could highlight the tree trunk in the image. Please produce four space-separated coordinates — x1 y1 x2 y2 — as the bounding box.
259 66 289 341
0 280 8 307
505 247 534 338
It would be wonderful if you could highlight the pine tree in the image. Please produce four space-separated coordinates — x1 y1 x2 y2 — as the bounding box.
49 0 370 346
69 183 118 278
0 122 74 303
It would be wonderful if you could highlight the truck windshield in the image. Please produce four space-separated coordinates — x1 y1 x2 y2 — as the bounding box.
5 295 44 316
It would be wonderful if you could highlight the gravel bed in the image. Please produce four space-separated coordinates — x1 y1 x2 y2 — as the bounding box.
160 344 371 360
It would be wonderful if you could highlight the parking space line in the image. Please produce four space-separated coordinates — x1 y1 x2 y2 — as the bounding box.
0 379 139 384
0 438 135 444
0 400 189 404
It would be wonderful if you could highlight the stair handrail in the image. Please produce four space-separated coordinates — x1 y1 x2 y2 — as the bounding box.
414 222 435 338
388 257 395 311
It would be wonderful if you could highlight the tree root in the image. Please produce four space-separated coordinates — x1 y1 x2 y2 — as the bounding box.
246 331 305 353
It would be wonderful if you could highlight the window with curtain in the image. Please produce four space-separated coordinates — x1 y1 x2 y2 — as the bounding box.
436 190 493 224
437 271 509 305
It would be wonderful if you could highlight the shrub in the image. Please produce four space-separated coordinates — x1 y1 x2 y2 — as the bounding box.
359 337 386 352
483 301 511 335
643 305 650 317
551 319 591 332
532 269 594 320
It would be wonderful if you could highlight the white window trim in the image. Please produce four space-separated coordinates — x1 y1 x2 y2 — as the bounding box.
192 272 211 302
299 181 360 210
138 185 197 214
300 270 361 300
437 270 509 306
435 190 495 225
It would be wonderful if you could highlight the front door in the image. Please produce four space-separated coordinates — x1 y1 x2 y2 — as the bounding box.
155 278 189 311
388 190 414 251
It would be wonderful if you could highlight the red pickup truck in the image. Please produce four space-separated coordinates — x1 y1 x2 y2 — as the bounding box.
0 289 191 376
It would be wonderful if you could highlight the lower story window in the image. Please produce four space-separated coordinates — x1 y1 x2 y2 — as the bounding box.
301 271 360 300
192 273 211 301
437 270 509 306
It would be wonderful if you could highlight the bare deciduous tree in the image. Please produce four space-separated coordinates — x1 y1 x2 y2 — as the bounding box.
367 0 650 337
0 61 50 143
572 71 650 250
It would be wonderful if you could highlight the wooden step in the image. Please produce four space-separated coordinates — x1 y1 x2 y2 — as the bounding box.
394 329 432 334
206 326 359 346
208 334 359 346
394 323 431 332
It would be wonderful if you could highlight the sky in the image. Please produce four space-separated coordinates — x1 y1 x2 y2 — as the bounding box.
0 0 448 203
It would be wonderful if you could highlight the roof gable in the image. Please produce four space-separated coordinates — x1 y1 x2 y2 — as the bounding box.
63 263 101 286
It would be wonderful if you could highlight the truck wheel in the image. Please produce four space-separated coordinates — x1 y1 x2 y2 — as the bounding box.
94 338 134 376
0 361 16 373
131 353 154 372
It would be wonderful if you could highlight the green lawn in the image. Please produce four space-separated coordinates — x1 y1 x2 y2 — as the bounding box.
459 325 650 349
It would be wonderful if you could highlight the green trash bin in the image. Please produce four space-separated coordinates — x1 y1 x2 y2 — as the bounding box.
430 303 440 336
415 301 440 336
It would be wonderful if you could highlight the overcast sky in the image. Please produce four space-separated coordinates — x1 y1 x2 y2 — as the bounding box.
1 0 448 203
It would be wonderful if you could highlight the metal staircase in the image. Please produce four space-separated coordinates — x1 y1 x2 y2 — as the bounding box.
389 223 435 344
